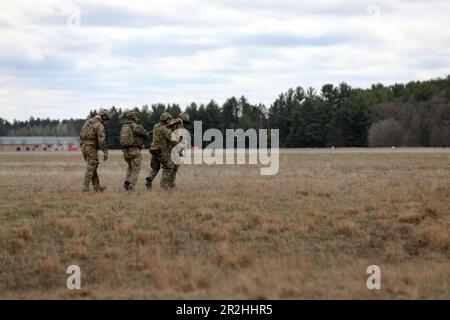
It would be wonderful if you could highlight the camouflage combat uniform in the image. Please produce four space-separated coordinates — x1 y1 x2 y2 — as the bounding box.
167 113 189 188
121 116 149 191
145 113 179 190
80 115 108 192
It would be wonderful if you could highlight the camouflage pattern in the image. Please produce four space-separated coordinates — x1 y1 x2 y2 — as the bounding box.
150 122 178 154
80 115 107 151
99 109 111 121
146 120 179 190
167 114 188 188
121 119 149 148
80 115 108 192
147 150 174 190
81 144 99 191
121 118 149 190
178 112 190 123
160 112 173 122
123 147 143 189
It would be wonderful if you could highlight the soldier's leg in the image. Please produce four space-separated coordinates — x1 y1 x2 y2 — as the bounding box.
92 164 105 192
87 148 104 193
122 149 131 190
83 160 98 192
126 160 132 182
169 164 180 188
148 153 161 180
128 149 142 190
82 145 99 192
123 159 132 190
81 145 89 192
160 153 175 190
146 153 161 190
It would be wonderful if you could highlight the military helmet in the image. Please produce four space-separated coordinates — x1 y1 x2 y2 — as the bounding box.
98 109 111 121
178 112 190 123
126 111 139 121
160 112 173 122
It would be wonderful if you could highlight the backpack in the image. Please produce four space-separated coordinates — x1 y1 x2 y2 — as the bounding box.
80 118 98 143
120 123 135 147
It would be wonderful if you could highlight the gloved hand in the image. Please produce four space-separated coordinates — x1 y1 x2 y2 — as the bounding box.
103 150 108 161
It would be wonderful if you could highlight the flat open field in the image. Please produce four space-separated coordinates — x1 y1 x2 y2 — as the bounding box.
0 149 449 299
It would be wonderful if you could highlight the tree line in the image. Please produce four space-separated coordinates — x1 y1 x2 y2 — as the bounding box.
1 76 449 148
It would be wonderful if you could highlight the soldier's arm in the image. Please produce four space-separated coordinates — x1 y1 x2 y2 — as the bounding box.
96 123 108 151
79 123 85 145
162 127 179 147
134 124 150 140
168 119 182 128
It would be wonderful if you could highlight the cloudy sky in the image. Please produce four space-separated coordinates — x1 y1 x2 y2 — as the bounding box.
0 0 449 121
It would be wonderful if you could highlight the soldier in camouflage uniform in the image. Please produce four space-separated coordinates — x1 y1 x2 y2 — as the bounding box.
121 111 149 191
167 112 190 188
80 109 111 192
145 112 179 190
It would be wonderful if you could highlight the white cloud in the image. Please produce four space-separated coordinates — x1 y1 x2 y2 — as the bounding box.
0 0 449 120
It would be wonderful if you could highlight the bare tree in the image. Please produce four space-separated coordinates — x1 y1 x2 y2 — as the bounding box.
368 118 403 147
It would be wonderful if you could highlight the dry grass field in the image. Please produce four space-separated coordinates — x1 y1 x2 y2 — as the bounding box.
0 149 449 299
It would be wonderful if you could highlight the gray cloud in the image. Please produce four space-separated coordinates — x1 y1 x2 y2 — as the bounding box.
0 0 449 121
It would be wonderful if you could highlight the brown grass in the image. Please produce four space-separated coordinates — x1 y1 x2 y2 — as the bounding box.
69 245 88 259
15 225 33 241
424 203 441 217
0 150 449 299
331 218 359 236
36 256 61 273
416 224 450 250
55 218 77 236
398 211 424 224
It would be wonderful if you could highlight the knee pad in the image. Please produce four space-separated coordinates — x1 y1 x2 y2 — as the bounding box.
87 160 99 168
132 158 142 167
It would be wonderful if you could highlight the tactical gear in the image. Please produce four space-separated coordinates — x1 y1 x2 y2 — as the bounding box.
150 123 178 154
178 112 190 123
160 112 173 122
146 115 180 191
80 116 107 151
166 113 189 188
120 122 135 148
120 118 149 149
120 116 149 193
81 115 108 192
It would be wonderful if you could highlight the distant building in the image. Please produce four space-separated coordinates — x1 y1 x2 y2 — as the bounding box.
0 136 80 152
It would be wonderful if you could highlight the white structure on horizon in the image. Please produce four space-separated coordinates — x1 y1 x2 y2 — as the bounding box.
0 136 79 151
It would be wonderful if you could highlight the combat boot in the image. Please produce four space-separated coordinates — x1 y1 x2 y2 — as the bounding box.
145 177 152 191
94 185 106 193
123 181 130 191
82 187 89 193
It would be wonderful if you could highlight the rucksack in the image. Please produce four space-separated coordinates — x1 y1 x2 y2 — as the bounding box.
80 118 97 143
120 123 135 147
